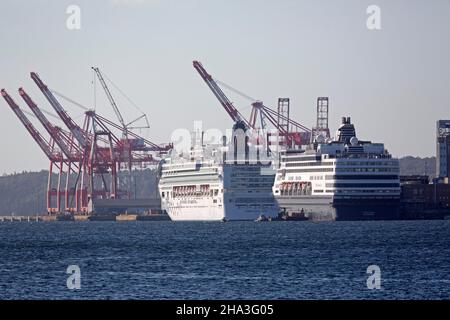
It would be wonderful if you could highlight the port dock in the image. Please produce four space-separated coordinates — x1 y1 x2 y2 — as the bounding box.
0 212 170 222
0 215 61 222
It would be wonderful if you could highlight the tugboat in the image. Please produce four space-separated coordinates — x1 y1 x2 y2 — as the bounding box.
270 208 308 221
255 214 270 222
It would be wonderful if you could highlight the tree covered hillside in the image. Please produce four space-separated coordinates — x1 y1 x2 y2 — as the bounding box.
0 169 159 216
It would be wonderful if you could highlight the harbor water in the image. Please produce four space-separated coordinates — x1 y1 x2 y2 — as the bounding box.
0 220 449 299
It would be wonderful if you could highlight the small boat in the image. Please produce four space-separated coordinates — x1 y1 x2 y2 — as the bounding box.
255 214 269 222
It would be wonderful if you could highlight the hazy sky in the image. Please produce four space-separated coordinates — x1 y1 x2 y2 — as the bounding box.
1 0 449 174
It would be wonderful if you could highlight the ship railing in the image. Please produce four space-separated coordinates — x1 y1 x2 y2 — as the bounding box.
326 153 392 160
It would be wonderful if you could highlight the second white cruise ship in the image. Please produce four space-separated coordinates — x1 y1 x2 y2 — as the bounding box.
158 122 278 221
273 117 401 221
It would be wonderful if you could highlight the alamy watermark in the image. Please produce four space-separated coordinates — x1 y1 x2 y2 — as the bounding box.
66 5 81 30
366 265 381 289
66 265 81 290
170 121 282 172
366 5 381 30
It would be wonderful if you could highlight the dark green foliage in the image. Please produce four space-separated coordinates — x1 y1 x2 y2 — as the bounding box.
0 170 48 215
0 169 159 216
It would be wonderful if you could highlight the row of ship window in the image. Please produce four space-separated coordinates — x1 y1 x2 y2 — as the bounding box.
278 189 399 195
335 168 398 172
281 156 321 162
282 168 398 173
287 175 399 181
280 183 399 188
324 183 400 188
230 176 274 181
284 161 397 167
162 172 218 178
230 184 270 189
235 198 276 204
303 189 400 193
230 167 262 172
161 188 221 198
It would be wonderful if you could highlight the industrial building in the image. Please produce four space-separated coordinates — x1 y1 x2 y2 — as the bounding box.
436 120 450 180
400 186 450 219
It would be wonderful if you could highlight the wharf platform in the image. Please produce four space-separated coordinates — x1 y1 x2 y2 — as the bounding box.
0 212 170 222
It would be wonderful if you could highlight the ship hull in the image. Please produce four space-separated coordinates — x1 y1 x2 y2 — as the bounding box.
275 195 400 221
163 194 279 221
163 197 225 221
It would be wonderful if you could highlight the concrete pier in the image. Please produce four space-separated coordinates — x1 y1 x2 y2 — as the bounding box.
0 215 41 222
0 212 170 222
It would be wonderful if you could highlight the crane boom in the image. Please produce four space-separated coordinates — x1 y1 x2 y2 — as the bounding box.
1 89 61 161
91 67 127 133
262 105 311 132
195 60 314 147
94 114 172 152
193 61 250 127
30 72 89 148
19 88 81 160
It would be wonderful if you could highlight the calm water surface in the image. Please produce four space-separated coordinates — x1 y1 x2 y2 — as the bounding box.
0 220 449 299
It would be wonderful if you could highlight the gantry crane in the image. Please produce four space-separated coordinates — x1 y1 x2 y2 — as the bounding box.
193 61 251 128
31 72 90 149
3 69 172 215
193 60 312 149
1 89 61 162
92 67 151 138
1 89 67 213
92 67 127 136
19 88 82 161
19 88 88 212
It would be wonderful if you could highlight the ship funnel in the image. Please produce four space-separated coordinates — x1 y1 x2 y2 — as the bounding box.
341 117 351 125
336 116 357 144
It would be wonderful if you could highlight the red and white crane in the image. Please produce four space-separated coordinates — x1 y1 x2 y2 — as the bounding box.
1 89 69 213
193 60 312 148
19 88 82 162
1 89 62 162
3 68 172 215
18 87 89 212
193 61 251 128
31 72 90 149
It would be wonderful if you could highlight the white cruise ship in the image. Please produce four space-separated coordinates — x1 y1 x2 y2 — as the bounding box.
273 117 401 221
158 122 278 221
